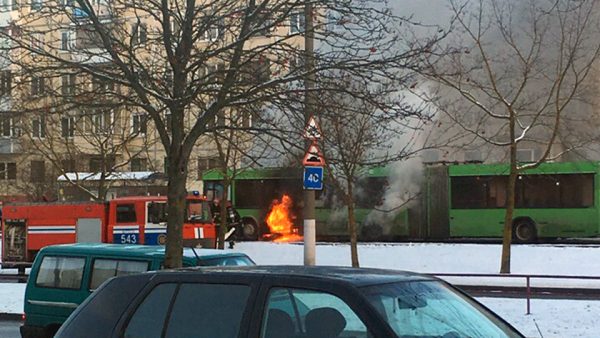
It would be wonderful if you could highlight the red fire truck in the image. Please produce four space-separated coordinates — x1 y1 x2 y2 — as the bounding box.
1 195 216 271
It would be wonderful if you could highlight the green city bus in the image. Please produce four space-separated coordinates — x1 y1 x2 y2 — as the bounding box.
446 161 600 242
203 161 600 243
201 167 410 241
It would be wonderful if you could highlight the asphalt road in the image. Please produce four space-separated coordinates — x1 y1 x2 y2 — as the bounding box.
0 319 21 338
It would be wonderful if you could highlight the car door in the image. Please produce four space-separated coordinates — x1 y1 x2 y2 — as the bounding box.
113 273 261 338
249 276 396 338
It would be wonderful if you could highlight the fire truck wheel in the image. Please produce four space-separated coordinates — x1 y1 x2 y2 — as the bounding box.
242 219 259 241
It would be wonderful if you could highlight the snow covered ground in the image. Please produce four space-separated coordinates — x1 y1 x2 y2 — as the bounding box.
3 241 600 337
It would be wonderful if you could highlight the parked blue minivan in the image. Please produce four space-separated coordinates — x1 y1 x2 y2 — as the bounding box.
21 243 255 338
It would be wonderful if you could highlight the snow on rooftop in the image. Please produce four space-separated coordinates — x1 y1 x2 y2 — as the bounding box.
57 171 164 182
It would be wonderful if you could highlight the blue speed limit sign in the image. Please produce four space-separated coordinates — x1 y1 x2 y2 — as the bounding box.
303 166 324 190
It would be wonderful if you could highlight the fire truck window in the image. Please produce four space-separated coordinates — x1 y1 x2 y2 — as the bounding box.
187 201 209 222
36 256 85 290
117 204 137 223
147 203 168 223
90 259 149 290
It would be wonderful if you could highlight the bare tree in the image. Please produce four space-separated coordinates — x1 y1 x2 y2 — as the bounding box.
416 0 600 273
2 0 438 267
17 100 158 201
208 107 272 248
317 74 425 267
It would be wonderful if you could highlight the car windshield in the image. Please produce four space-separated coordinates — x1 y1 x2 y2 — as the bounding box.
361 280 521 338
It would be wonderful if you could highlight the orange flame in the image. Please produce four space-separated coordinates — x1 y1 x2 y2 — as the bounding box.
265 195 303 243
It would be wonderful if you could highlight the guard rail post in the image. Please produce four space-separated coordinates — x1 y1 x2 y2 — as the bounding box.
526 276 531 315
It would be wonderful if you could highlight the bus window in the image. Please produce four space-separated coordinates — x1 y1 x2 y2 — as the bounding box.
451 176 506 209
187 201 210 222
516 174 593 208
147 202 168 224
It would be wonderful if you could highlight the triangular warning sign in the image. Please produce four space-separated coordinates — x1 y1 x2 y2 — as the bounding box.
302 143 326 166
303 116 322 140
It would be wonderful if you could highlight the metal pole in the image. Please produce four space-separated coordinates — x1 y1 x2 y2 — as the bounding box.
526 276 531 315
303 0 316 266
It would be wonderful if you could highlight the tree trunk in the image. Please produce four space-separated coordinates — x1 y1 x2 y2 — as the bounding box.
346 180 359 267
500 116 518 274
163 155 188 269
217 180 230 250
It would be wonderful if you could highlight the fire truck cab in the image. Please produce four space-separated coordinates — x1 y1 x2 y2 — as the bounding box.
1 195 216 272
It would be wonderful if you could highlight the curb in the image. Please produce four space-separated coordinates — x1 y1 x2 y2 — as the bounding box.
0 312 22 321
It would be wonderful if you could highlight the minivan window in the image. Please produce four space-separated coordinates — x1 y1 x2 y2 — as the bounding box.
36 256 85 289
116 204 137 223
90 259 149 290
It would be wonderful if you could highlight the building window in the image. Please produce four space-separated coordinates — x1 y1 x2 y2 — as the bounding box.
131 113 147 135
0 162 16 180
203 18 224 41
89 155 115 172
61 116 75 138
241 111 252 128
92 76 115 92
30 32 44 49
255 12 272 36
0 70 11 97
290 12 305 34
241 57 270 85
131 158 147 172
92 110 112 134
32 116 46 138
31 76 45 96
131 23 148 45
201 63 225 82
517 149 536 163
464 150 482 163
0 116 12 137
61 159 76 172
31 0 42 11
197 157 219 179
61 73 76 96
30 160 45 182
60 31 72 51
0 0 12 11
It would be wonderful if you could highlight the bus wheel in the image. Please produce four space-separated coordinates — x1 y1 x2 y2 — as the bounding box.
242 219 259 241
513 220 537 243
361 224 383 241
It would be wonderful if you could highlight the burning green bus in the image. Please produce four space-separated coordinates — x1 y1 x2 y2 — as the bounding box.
201 167 410 241
202 161 600 243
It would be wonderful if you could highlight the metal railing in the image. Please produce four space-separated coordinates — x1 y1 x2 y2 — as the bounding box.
432 273 600 314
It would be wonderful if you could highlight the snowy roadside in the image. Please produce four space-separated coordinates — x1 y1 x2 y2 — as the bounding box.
3 241 600 337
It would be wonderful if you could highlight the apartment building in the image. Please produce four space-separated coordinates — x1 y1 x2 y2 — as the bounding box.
0 0 307 202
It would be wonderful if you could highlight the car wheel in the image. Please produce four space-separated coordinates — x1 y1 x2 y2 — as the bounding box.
513 220 537 243
242 219 259 241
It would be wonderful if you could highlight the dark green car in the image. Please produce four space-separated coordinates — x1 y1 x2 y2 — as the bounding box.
21 243 255 338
